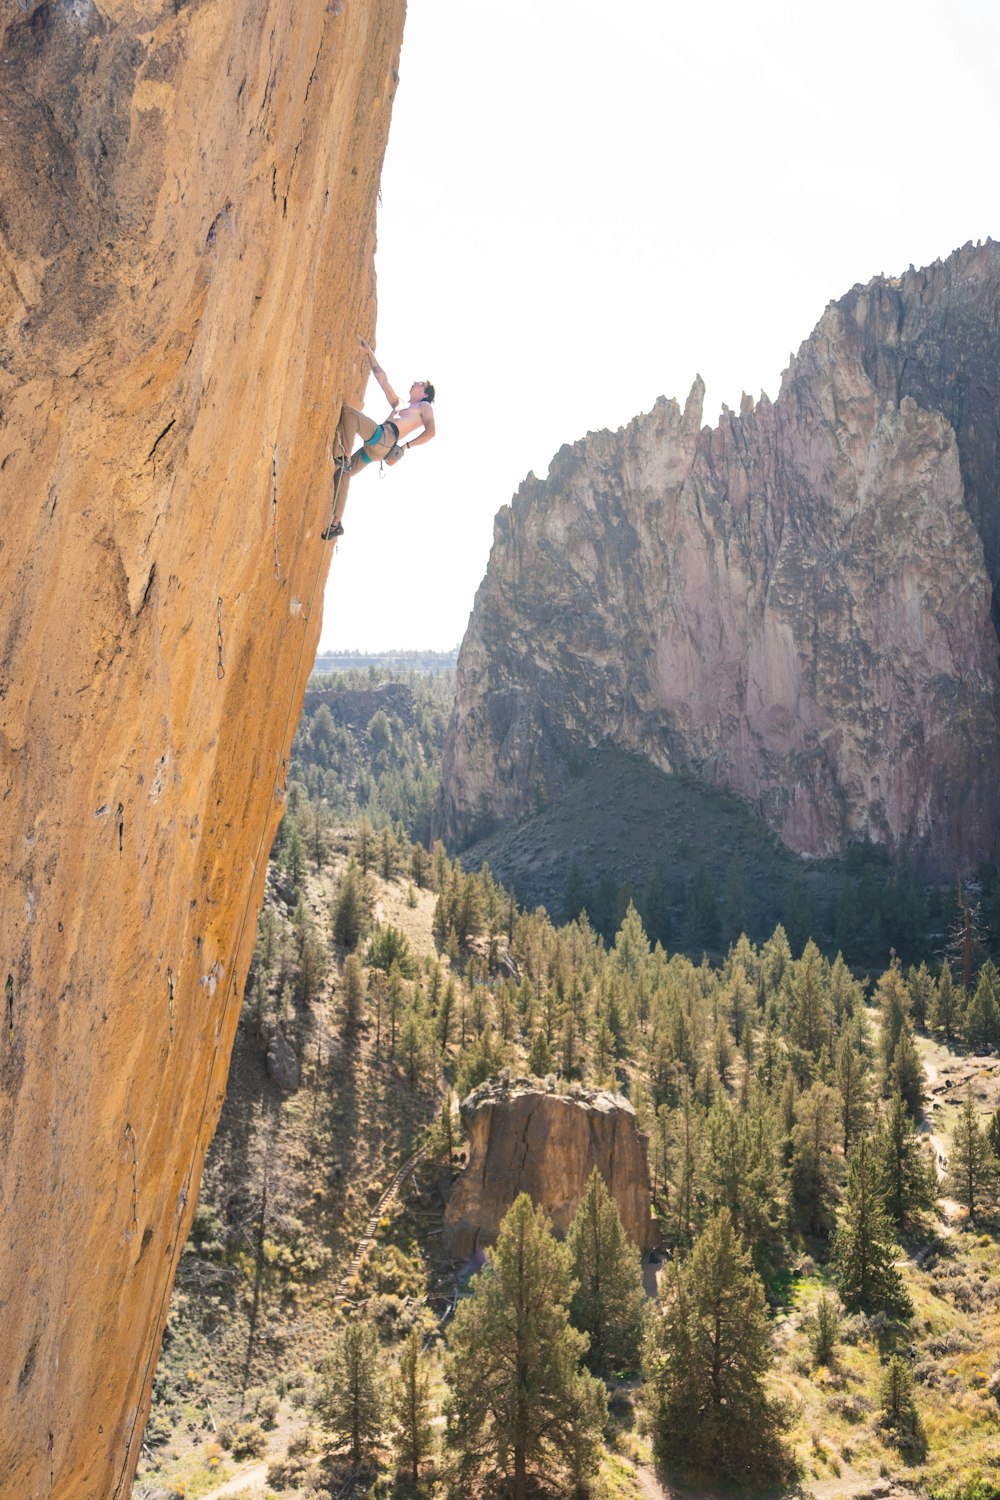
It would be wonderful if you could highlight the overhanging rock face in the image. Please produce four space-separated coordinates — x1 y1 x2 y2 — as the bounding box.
0 3 406 1494
444 1079 658 1259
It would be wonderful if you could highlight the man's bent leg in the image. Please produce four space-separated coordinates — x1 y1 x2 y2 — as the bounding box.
330 406 381 528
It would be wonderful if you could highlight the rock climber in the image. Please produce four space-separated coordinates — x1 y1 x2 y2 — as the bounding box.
322 334 436 540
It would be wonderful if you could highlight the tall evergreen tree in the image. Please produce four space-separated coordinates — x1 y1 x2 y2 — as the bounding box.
835 1016 872 1153
875 960 911 1082
834 1136 911 1317
314 1316 386 1463
888 1022 925 1119
644 1209 786 1479
789 1082 842 1237
391 1329 433 1487
567 1169 646 1375
874 1091 936 1229
964 960 1000 1052
444 1195 606 1500
929 961 959 1045
946 1086 998 1223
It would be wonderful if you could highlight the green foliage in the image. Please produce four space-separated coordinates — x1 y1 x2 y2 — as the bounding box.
874 1090 936 1229
644 1208 787 1479
877 1354 924 1455
313 1316 386 1463
808 1290 840 1366
946 1086 999 1222
391 1329 433 1485
567 1169 646 1374
366 923 416 977
444 1194 607 1497
331 860 372 950
834 1136 912 1318
526 1027 553 1077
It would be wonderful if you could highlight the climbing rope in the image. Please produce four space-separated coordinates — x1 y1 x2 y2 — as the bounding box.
216 598 226 680
112 426 346 1497
271 447 281 582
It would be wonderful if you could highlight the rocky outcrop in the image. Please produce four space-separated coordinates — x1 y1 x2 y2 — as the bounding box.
438 243 1000 874
0 3 405 1496
266 1028 299 1092
444 1080 656 1259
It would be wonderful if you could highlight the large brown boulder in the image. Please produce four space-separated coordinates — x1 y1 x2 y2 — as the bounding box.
0 3 405 1495
444 1079 657 1259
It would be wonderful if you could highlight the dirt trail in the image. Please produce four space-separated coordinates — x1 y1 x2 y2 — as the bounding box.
199 1460 268 1500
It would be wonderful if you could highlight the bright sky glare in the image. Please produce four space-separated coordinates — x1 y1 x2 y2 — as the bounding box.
318 0 1000 654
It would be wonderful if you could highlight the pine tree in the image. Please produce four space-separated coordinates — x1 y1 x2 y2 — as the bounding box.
314 1316 385 1463
443 1195 606 1500
874 1091 936 1229
789 1081 842 1237
835 1016 872 1153
889 1022 925 1119
875 960 911 1081
391 1329 433 1486
946 1086 998 1223
877 1355 922 1449
964 960 1000 1052
341 953 365 1036
834 1136 911 1318
929 961 959 1045
527 1027 553 1077
644 1208 786 1478
331 859 370 950
808 1290 840 1367
567 1169 646 1375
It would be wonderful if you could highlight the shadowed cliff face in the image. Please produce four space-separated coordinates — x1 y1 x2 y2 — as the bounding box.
0 3 405 1496
438 243 1000 873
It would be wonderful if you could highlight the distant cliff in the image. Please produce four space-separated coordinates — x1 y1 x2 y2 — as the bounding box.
438 243 1000 874
0 4 405 1496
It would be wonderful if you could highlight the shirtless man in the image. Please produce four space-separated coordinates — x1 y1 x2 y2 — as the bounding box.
322 334 436 540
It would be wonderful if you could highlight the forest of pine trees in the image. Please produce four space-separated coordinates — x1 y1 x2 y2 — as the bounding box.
139 669 1000 1500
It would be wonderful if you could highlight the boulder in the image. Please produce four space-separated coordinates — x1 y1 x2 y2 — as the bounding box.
266 1030 299 1092
444 1078 657 1259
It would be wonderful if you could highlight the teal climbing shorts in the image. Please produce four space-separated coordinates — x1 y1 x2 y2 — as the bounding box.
359 419 399 465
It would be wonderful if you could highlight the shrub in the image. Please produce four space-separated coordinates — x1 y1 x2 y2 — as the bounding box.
229 1420 267 1460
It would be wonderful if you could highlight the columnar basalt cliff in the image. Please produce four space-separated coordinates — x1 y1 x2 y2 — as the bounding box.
438 244 1000 873
0 3 405 1496
444 1080 657 1259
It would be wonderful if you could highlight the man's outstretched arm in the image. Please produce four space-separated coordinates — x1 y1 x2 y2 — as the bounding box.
358 334 399 410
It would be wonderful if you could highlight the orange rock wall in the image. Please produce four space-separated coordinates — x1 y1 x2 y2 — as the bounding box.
0 2 406 1495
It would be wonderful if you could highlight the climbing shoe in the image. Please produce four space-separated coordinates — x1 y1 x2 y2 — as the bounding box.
322 520 344 541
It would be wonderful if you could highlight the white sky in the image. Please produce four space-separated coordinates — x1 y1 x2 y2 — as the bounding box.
319 0 1000 653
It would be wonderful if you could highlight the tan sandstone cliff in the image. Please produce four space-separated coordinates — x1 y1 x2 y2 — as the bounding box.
444 1080 657 1259
0 3 406 1495
438 244 1000 874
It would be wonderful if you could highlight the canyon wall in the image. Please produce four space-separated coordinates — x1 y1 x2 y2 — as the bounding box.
444 1080 657 1259
438 243 1000 874
0 2 406 1495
